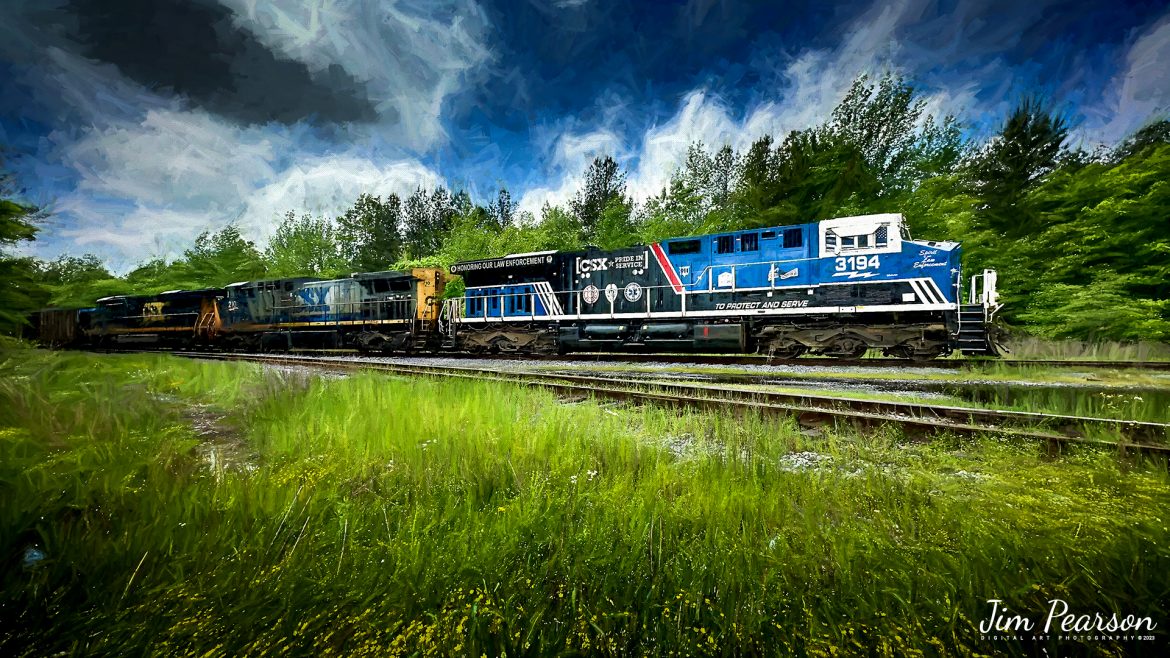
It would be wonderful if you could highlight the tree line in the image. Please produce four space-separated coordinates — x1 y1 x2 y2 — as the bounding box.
2 74 1169 341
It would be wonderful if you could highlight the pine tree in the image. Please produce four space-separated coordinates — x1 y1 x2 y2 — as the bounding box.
571 156 627 239
968 99 1069 237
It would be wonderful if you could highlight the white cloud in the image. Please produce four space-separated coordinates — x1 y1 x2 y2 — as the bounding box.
1082 12 1170 145
531 0 936 211
0 19 453 269
526 0 1000 213
516 128 626 218
626 91 739 200
217 0 495 151
44 107 283 266
46 106 443 268
62 108 283 212
241 155 444 242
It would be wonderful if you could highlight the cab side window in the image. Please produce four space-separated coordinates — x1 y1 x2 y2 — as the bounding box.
783 228 803 249
715 235 735 254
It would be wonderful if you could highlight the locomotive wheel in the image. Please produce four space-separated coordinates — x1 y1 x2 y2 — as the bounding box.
827 336 868 359
766 343 807 359
885 345 914 360
360 337 385 354
492 336 521 353
886 343 946 361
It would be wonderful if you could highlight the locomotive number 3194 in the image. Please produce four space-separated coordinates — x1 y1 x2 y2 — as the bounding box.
834 255 881 271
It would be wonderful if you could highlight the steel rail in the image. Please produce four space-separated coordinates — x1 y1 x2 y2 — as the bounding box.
102 346 1170 370
286 349 1170 371
177 352 1170 457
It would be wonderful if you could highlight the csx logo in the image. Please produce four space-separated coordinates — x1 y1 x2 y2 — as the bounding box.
577 257 609 273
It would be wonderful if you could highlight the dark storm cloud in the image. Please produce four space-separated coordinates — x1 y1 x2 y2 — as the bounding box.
40 0 378 125
469 0 856 118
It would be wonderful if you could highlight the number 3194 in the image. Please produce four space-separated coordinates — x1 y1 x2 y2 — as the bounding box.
835 255 881 271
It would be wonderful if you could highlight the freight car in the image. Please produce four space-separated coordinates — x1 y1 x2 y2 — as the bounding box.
444 213 1001 360
31 307 85 347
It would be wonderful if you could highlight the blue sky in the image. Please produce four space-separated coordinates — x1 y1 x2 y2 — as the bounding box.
1 0 1168 270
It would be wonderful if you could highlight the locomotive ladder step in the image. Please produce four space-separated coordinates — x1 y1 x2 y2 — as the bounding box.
952 304 998 356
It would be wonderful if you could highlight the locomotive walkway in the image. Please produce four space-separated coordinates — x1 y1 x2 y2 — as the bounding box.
176 352 1170 458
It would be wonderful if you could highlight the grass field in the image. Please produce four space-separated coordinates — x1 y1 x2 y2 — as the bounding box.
2 348 1168 656
1002 337 1170 362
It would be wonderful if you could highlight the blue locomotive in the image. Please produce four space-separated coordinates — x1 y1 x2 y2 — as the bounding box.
445 213 1002 359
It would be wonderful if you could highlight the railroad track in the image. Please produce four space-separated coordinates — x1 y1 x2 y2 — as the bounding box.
280 349 1170 371
178 352 1170 458
111 346 1170 370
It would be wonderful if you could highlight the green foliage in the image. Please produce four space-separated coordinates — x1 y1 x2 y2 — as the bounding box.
403 188 457 259
530 203 584 251
265 211 344 278
336 193 402 271
0 185 48 330
592 196 637 250
720 74 963 233
437 209 504 264
488 188 515 231
987 142 1170 338
0 199 38 246
34 254 122 308
1018 276 1170 341
182 225 267 286
1111 119 1170 162
968 98 1069 238
827 74 931 192
0 257 50 331
638 179 706 243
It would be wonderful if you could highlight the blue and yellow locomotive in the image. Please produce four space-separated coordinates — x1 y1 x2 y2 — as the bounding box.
445 213 1001 359
36 269 449 352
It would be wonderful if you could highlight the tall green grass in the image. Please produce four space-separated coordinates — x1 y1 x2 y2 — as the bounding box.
1 349 1168 656
1005 336 1170 361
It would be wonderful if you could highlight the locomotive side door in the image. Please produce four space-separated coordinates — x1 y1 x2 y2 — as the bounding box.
411 268 443 323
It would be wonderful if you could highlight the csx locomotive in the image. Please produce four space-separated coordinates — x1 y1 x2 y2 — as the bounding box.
33 213 1002 360
446 213 1001 359
35 268 448 353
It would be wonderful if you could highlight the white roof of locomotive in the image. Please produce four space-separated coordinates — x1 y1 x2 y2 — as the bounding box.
818 213 904 236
